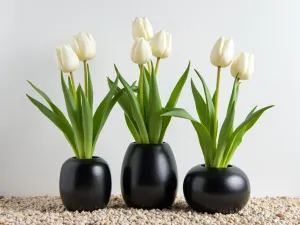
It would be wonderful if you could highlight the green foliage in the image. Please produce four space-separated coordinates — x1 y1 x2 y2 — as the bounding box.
161 70 274 167
109 61 190 144
27 64 119 159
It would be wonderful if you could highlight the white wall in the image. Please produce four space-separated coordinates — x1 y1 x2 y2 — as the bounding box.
1 0 299 197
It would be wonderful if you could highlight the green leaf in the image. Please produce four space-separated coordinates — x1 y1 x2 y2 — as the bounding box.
107 77 140 136
226 76 240 116
93 77 118 145
143 65 151 84
191 78 207 125
212 90 216 107
161 108 198 122
222 105 274 166
192 121 214 166
194 69 215 138
94 88 124 148
87 64 94 112
159 61 190 143
26 94 78 157
148 61 162 143
137 65 145 118
214 102 236 167
143 71 150 124
76 85 83 130
27 81 68 122
246 106 257 120
68 77 74 100
78 86 93 159
161 108 213 166
124 113 141 143
61 73 84 158
115 65 149 143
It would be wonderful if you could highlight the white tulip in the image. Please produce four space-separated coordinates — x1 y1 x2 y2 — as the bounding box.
150 30 172 59
132 17 153 40
130 37 152 65
56 45 79 73
210 36 234 68
230 52 254 80
72 32 96 61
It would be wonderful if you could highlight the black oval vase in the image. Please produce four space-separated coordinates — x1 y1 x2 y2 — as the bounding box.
121 142 178 209
59 156 111 211
183 164 250 214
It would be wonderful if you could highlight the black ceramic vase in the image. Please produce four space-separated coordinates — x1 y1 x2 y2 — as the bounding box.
121 142 178 209
59 157 111 211
183 164 250 214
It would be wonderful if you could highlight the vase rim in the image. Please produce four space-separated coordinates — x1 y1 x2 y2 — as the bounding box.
70 156 101 160
200 164 234 169
131 142 168 145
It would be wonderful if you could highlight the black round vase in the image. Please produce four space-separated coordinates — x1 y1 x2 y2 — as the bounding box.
121 142 178 209
183 164 250 214
59 156 111 211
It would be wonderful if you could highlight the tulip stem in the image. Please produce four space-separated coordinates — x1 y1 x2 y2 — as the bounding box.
83 60 88 97
70 72 77 103
138 65 144 118
214 66 221 148
147 62 151 74
155 57 160 75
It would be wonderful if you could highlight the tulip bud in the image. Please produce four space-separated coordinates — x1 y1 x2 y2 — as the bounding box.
56 45 79 73
150 30 172 59
132 17 153 40
230 52 254 80
130 37 152 65
72 32 96 61
210 37 234 68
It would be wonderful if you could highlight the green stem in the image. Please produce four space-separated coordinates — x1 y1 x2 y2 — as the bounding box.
138 65 144 118
83 60 88 97
155 57 160 75
213 67 221 149
147 62 151 74
69 72 77 103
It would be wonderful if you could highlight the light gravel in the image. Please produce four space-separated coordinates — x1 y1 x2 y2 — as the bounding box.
0 195 299 225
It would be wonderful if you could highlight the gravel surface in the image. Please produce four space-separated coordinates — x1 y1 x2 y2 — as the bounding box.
0 195 299 225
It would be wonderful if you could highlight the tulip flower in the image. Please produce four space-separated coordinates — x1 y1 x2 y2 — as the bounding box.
72 32 96 61
56 45 79 73
210 37 234 68
150 30 172 59
132 17 153 40
231 52 254 80
130 37 152 65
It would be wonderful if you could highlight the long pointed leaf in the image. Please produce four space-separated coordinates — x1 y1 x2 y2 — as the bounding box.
159 61 190 142
214 102 236 167
115 65 149 143
27 81 68 122
107 78 140 136
226 76 240 116
93 77 118 145
222 105 274 166
125 113 141 143
191 78 206 125
27 94 78 157
78 86 93 158
161 108 213 165
61 73 84 158
148 61 162 143
194 69 215 139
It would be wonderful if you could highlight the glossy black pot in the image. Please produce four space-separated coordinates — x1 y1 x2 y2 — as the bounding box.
183 164 250 214
121 142 178 209
59 156 111 211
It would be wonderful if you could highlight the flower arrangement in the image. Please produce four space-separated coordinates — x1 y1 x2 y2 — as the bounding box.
27 32 120 159
161 37 274 168
108 17 190 144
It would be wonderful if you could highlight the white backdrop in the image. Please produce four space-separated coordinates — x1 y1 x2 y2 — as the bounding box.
1 0 300 197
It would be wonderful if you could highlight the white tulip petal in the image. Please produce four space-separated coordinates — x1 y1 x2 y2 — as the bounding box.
130 38 152 64
151 30 172 59
231 52 254 80
210 37 225 67
220 38 234 67
132 17 153 40
72 32 96 61
56 45 79 72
